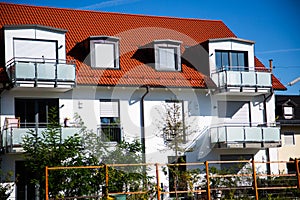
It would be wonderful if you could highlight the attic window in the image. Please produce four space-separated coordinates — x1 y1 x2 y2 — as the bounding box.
90 36 120 69
283 106 294 119
282 99 297 120
154 40 182 71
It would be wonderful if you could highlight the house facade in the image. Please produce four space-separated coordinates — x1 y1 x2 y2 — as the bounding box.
275 95 300 173
0 3 286 199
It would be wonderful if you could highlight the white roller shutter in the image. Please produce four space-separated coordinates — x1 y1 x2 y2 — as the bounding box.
159 47 175 70
95 43 115 68
14 39 56 60
218 101 250 124
100 100 119 117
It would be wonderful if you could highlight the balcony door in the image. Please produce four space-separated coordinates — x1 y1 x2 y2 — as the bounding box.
15 98 59 128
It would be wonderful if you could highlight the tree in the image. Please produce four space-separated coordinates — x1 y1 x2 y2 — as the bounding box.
158 101 189 199
84 130 156 199
22 108 102 199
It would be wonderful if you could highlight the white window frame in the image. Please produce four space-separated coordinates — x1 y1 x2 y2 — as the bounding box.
90 36 120 69
154 40 182 71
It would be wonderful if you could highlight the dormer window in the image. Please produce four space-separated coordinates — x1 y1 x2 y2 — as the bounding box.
283 106 294 119
282 99 297 119
90 36 120 69
215 50 248 71
154 40 182 71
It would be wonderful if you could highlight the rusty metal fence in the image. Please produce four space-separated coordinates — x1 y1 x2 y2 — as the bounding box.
45 159 300 200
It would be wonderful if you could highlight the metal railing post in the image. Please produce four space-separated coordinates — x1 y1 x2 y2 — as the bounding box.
252 159 258 200
295 159 300 189
156 163 161 200
10 127 13 152
45 166 48 200
205 161 211 200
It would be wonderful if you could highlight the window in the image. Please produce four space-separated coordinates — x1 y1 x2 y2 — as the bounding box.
283 132 295 146
215 50 248 71
158 47 177 70
15 98 59 128
90 36 119 69
283 106 294 119
99 99 121 143
154 40 181 71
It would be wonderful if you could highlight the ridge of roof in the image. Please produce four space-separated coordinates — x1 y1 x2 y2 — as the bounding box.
0 2 226 24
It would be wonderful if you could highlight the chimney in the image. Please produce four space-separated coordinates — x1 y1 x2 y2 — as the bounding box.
269 59 273 73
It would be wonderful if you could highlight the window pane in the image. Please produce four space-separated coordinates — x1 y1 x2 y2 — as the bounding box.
238 53 245 66
231 52 238 70
159 47 175 70
95 43 115 68
221 52 229 69
215 51 222 70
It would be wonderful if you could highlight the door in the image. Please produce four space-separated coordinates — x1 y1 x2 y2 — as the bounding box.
15 98 59 128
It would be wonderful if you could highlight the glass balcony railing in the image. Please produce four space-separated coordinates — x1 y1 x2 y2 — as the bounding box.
210 123 281 148
6 57 76 87
1 125 82 153
211 66 272 90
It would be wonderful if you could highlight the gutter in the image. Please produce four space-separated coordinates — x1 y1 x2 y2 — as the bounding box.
140 86 149 164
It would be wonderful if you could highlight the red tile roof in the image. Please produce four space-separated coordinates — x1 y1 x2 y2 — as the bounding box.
0 3 286 90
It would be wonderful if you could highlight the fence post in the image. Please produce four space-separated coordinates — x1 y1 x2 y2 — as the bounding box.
45 166 48 200
205 161 211 200
252 159 258 200
156 163 161 200
295 159 300 189
105 165 109 197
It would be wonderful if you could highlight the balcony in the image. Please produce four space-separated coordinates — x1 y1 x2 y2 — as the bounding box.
6 57 76 91
211 67 272 95
210 123 281 149
1 124 82 153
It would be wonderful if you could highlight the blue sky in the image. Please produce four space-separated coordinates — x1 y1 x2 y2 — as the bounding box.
3 0 300 95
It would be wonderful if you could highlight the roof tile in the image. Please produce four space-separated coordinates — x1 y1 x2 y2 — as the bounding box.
0 3 285 90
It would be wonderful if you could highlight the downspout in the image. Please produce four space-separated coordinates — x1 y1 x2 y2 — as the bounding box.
140 86 150 164
263 61 275 175
263 92 273 176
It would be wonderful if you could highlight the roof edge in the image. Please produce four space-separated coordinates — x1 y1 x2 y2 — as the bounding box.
3 24 67 33
208 37 255 44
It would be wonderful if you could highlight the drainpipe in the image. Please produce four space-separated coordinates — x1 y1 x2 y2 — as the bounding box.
140 86 150 164
263 89 274 176
260 59 275 175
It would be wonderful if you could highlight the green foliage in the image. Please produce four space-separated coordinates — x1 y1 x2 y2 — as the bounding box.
22 108 101 199
0 170 14 200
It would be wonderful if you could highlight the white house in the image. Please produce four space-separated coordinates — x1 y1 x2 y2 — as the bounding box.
0 2 286 199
